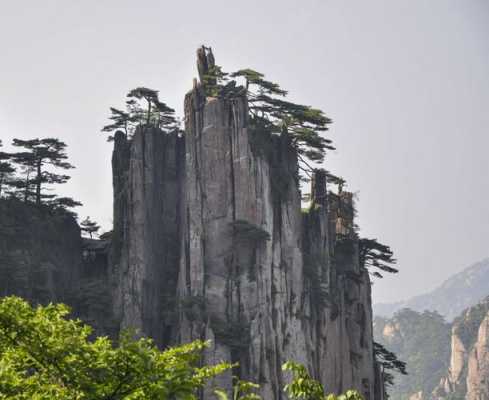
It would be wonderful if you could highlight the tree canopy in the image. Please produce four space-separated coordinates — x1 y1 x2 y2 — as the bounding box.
0 296 365 400
0 296 232 400
0 140 16 198
373 310 451 399
196 46 334 180
9 138 77 210
373 341 407 390
358 238 398 279
102 87 179 141
282 361 363 400
80 216 100 239
0 138 79 213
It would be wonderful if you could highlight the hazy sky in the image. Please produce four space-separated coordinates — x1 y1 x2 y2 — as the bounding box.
1 1 488 304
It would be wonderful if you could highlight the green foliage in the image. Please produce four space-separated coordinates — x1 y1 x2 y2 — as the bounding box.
197 47 333 180
102 87 179 141
453 298 489 350
211 317 251 353
180 295 206 322
358 238 398 279
373 342 407 388
0 296 232 399
0 140 16 198
231 220 271 242
234 68 333 169
214 379 261 400
0 295 367 399
282 361 363 400
373 309 451 400
1 138 80 213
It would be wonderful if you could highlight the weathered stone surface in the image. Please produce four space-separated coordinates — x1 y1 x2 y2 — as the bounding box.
0 199 82 305
0 199 117 337
466 310 489 400
173 77 376 398
432 297 489 400
111 127 184 346
0 51 380 399
78 238 117 337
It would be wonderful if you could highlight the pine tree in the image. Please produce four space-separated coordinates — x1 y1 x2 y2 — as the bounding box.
229 68 334 167
0 140 16 197
374 341 407 395
101 107 138 141
102 88 178 140
11 138 76 208
80 216 100 239
195 48 334 179
359 238 398 278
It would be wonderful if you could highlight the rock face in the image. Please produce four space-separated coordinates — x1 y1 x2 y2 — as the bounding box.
432 297 489 400
0 199 116 337
466 310 489 400
109 54 378 398
0 199 82 305
111 128 185 347
0 49 381 400
79 238 117 337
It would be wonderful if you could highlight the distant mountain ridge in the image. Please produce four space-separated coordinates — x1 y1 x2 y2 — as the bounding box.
374 297 489 400
374 258 489 321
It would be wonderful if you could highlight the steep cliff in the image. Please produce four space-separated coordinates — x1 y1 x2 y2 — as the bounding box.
79 238 117 337
466 308 489 400
432 297 489 400
0 199 82 305
109 51 379 399
111 128 185 347
0 198 116 337
0 49 382 399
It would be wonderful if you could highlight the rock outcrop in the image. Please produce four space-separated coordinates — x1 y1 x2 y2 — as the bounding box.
0 48 382 400
466 310 489 400
0 199 82 305
432 297 489 400
79 238 117 337
109 50 378 399
0 198 116 337
110 128 184 347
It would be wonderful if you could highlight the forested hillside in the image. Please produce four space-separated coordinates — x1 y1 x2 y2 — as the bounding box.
374 309 451 399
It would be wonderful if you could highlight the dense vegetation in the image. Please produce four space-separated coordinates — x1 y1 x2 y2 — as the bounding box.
373 309 451 400
0 138 79 215
0 296 363 399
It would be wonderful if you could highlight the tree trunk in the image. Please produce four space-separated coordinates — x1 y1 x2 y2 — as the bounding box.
146 100 152 126
24 170 30 202
36 160 42 206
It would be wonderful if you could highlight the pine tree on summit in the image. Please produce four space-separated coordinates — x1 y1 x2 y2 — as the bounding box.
80 216 100 239
102 87 178 141
11 138 76 207
195 46 334 181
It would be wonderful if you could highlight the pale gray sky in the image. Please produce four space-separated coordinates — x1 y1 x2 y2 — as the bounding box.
1 0 488 304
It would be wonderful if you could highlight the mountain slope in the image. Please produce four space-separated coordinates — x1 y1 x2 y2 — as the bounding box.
374 309 451 400
432 297 489 400
374 258 489 321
